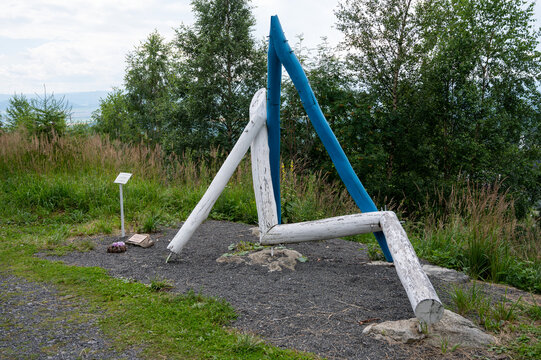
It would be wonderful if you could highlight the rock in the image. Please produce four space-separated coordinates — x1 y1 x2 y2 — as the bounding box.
365 260 394 267
363 310 495 349
250 227 261 237
428 310 495 348
126 233 154 248
248 249 302 272
106 243 126 253
422 264 469 283
216 248 304 272
363 319 425 344
216 255 245 264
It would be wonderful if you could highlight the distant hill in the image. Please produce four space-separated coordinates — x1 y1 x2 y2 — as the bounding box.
0 91 109 123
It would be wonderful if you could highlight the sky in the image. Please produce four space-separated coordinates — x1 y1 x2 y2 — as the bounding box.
1 0 540 95
0 0 344 94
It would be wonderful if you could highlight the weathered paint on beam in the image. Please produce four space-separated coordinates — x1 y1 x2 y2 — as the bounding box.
260 212 383 245
380 211 444 324
251 123 278 234
167 89 267 254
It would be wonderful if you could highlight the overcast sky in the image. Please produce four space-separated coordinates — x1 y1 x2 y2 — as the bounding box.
0 0 345 94
1 0 540 95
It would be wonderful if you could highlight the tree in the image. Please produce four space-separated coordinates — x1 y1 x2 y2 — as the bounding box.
336 0 422 186
172 0 266 151
124 31 174 143
5 89 71 137
92 89 140 143
336 0 420 111
5 94 33 131
335 0 540 214
414 0 541 215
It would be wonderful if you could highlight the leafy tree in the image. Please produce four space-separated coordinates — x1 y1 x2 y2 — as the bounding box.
5 89 71 137
335 0 540 214
336 0 420 111
92 89 140 143
280 40 387 190
336 0 422 187
5 94 33 131
124 30 174 143
414 0 541 215
172 0 266 151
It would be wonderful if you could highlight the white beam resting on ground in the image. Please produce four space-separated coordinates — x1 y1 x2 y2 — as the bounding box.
167 88 267 254
260 212 383 245
251 123 278 235
380 211 444 324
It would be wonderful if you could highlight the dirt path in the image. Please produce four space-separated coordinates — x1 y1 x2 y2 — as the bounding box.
0 273 140 359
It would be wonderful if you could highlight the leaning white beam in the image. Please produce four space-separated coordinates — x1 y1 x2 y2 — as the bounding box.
380 211 444 324
251 123 278 235
260 212 383 245
167 88 267 254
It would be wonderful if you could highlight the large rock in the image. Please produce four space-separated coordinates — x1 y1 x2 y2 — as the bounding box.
247 249 302 271
363 318 425 344
422 264 470 283
363 310 495 349
216 248 304 272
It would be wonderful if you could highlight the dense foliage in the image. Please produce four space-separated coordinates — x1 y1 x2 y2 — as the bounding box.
4 89 72 137
72 0 541 216
333 0 541 216
92 0 265 155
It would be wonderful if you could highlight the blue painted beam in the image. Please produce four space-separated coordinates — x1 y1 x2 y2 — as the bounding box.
267 30 282 224
268 15 393 262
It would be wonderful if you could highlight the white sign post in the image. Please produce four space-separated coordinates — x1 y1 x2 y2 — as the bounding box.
114 172 132 237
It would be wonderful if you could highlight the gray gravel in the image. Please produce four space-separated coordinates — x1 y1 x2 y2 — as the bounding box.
44 221 420 359
0 273 140 360
3 219 498 359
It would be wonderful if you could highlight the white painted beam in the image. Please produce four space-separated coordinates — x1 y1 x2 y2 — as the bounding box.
250 123 278 235
167 88 267 254
380 211 444 324
260 212 383 245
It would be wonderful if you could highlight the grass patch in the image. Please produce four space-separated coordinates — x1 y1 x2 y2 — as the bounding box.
447 284 540 359
0 232 314 359
0 132 328 358
411 181 540 293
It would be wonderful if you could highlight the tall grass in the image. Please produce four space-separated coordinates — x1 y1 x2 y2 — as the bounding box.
280 160 356 223
2 131 538 293
0 131 354 229
413 181 540 292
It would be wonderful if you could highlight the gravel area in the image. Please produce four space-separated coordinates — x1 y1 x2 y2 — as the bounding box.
5 219 519 359
0 273 140 360
42 220 427 359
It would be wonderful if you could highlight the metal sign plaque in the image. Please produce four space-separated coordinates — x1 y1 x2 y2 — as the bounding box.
114 172 132 184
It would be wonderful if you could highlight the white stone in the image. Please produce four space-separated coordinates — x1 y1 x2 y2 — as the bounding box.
363 310 495 349
216 249 304 272
365 261 394 267
363 319 425 344
422 264 470 283
250 227 261 237
248 249 303 272
428 310 495 348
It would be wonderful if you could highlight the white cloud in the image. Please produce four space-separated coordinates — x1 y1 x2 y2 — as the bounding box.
7 0 538 94
252 0 343 49
0 0 196 93
0 0 344 93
